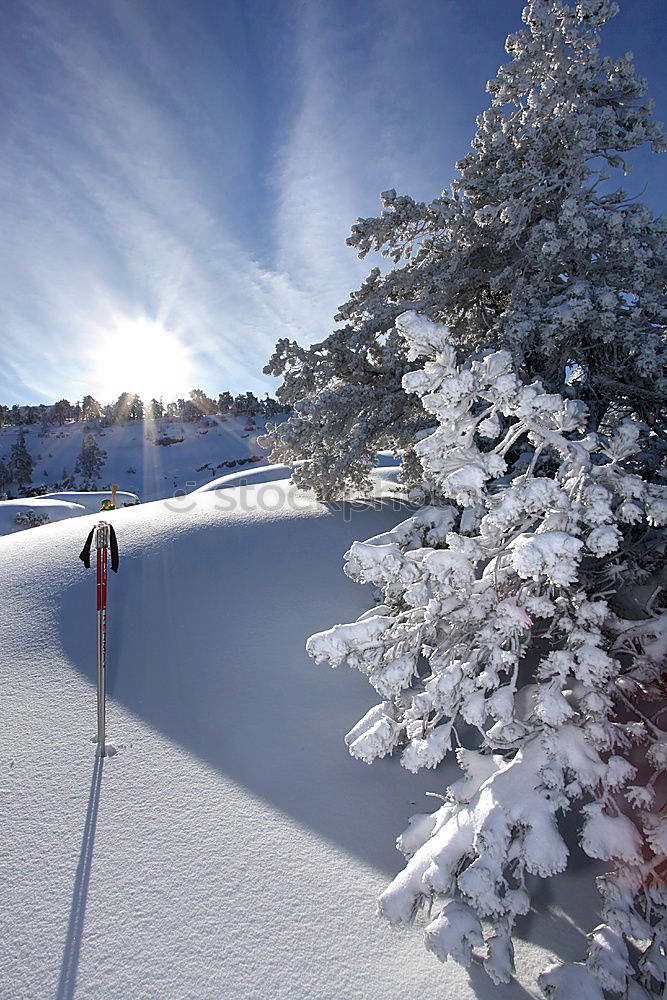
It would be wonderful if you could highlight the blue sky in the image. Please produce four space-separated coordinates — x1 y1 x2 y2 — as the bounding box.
1 0 665 406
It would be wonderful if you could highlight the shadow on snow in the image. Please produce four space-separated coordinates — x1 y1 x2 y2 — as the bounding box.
56 756 103 1000
58 499 597 974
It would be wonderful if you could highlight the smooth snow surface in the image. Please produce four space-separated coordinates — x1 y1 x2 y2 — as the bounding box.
1 482 597 998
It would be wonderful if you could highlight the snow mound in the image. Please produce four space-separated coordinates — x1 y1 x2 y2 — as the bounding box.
42 490 140 512
0 496 87 535
191 463 293 493
192 464 405 504
350 466 405 500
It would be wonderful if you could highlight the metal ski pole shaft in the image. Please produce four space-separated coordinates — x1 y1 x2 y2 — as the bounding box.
96 522 110 758
79 517 119 757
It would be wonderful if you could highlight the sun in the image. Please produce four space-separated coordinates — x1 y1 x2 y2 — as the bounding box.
90 316 194 403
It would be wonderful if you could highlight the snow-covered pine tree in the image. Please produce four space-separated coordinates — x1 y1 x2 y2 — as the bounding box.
263 0 666 499
9 429 34 491
301 1 667 993
75 432 107 488
147 397 165 421
81 394 101 423
308 311 667 996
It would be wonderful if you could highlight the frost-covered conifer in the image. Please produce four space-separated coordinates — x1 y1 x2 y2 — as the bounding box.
81 395 101 423
75 432 107 488
264 0 666 497
308 312 667 996
9 429 34 491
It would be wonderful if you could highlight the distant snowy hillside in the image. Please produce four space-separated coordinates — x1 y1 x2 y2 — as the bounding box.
0 477 599 999
0 414 281 502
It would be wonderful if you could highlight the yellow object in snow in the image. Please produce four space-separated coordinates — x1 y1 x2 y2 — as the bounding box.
100 484 120 512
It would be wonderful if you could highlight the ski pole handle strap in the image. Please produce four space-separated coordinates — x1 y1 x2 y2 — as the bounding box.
79 524 120 572
79 527 95 568
109 524 119 573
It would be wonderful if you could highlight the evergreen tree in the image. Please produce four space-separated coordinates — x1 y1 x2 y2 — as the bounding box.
100 403 114 426
260 393 289 416
14 508 50 529
311 312 667 996
74 432 107 487
110 392 141 423
129 395 144 421
242 391 260 414
9 429 34 491
189 388 217 416
59 466 75 489
264 0 666 498
146 397 164 420
303 2 667 995
38 405 49 435
112 393 129 424
217 391 234 414
81 395 101 422
179 398 203 422
52 399 71 425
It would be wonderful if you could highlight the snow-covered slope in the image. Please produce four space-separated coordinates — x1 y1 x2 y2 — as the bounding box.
1 481 598 999
0 414 278 502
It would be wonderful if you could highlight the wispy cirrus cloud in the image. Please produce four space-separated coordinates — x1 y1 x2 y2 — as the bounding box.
269 0 510 339
2 0 484 405
1 0 663 406
0 0 337 403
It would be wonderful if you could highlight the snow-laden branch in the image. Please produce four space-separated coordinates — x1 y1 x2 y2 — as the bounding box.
308 311 667 996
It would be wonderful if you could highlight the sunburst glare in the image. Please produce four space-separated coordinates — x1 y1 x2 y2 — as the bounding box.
89 316 194 402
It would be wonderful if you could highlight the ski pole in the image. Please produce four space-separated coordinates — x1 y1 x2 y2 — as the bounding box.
96 521 109 757
79 520 119 757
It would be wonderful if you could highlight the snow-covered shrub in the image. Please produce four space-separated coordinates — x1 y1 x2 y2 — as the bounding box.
14 509 50 529
308 312 667 996
154 434 185 446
